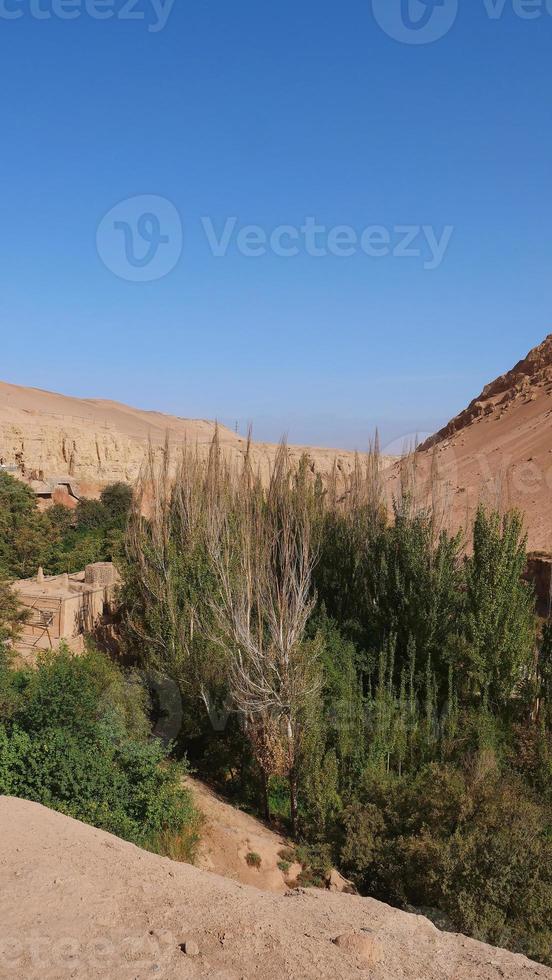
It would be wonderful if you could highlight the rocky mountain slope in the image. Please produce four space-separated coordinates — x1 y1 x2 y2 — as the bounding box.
0 380 371 497
391 335 552 552
2 795 550 980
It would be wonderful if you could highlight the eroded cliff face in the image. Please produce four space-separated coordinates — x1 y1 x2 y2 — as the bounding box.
0 380 372 493
0 419 147 485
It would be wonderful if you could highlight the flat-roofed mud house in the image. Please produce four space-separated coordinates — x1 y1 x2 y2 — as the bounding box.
13 562 119 657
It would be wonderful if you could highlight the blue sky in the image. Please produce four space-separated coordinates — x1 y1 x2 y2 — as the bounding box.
1 0 551 449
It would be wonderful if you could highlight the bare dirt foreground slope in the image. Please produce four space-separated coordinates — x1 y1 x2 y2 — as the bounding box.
1 796 550 980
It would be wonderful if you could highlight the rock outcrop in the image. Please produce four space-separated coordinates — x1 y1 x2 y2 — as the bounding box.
386 334 552 552
419 334 552 452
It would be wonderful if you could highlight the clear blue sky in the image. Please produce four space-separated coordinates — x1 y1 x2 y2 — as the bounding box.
1 1 551 450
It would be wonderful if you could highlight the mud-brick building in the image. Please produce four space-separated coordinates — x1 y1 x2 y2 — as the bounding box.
13 562 119 657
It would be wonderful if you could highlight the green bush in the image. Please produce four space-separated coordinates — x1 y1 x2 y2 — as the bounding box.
339 757 552 964
0 647 199 857
294 842 332 887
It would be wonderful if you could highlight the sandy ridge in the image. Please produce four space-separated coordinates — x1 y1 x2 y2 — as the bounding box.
0 379 382 494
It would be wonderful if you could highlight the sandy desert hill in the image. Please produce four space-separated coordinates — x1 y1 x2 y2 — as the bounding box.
388 335 552 553
3 334 552 550
2 794 550 980
0 380 378 497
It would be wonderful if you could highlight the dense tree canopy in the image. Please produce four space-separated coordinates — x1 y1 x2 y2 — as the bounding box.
2 449 551 965
0 471 132 579
120 443 551 964
0 647 199 857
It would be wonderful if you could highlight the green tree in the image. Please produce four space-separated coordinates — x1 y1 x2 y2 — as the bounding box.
460 508 536 709
75 498 109 531
0 471 50 578
0 580 29 655
100 482 133 527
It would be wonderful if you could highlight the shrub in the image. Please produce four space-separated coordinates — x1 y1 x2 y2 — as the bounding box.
294 843 332 887
0 647 199 858
339 758 552 964
245 851 262 868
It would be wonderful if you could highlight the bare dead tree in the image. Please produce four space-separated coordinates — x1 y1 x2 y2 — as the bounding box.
206 442 321 832
125 438 184 671
124 433 231 708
